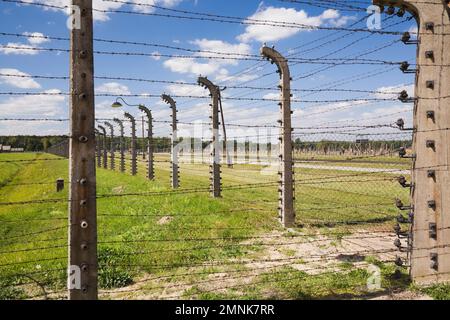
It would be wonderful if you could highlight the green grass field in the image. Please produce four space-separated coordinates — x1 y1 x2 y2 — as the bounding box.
2 152 447 300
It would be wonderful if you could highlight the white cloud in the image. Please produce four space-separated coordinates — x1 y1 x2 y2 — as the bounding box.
237 6 354 43
215 71 259 83
301 100 371 119
0 68 41 89
0 89 65 117
190 39 252 65
0 42 39 55
18 0 123 22
0 32 51 56
0 120 67 135
177 102 209 120
21 0 184 22
262 92 279 100
361 105 412 121
160 0 183 6
164 39 252 77
374 84 415 99
166 82 207 96
329 15 355 27
128 0 183 14
263 92 297 100
128 0 156 14
22 32 50 45
164 58 221 76
96 82 131 95
320 9 340 20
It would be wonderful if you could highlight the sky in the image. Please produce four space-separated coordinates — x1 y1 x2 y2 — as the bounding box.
0 0 418 141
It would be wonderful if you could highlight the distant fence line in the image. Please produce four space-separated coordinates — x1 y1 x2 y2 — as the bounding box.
47 139 69 158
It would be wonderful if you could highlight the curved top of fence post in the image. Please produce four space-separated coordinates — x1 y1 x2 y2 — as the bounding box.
97 125 106 136
104 121 114 134
113 118 124 136
113 118 123 127
260 45 290 79
161 94 176 109
197 76 218 96
372 0 447 22
138 105 152 120
123 112 136 125
372 0 416 14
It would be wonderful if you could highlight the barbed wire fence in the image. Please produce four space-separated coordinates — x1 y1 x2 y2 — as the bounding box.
0 0 448 300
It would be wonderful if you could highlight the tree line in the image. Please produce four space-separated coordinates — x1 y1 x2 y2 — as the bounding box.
0 136 68 152
0 135 412 153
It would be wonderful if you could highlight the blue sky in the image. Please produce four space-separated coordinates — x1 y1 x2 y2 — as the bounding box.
0 0 417 141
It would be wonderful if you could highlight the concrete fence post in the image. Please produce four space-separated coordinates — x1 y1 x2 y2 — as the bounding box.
261 45 295 228
124 113 137 176
161 94 180 189
94 129 101 168
375 0 450 284
139 105 155 180
97 125 108 169
198 77 222 198
68 0 98 300
104 122 115 171
113 118 126 173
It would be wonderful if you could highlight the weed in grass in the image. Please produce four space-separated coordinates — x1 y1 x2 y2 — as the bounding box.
0 277 27 299
98 247 134 289
281 249 296 257
419 284 450 300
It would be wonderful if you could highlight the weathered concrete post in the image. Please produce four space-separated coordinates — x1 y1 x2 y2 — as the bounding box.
94 129 101 168
245 136 250 164
141 116 146 160
161 94 180 189
97 125 108 169
113 118 126 173
198 77 221 198
68 0 98 300
375 0 450 284
104 122 115 171
233 139 239 164
256 132 261 164
139 105 155 180
124 113 137 176
261 45 295 228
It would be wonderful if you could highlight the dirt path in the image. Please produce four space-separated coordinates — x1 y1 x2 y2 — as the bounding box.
100 229 418 300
